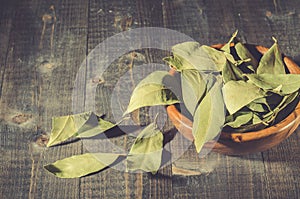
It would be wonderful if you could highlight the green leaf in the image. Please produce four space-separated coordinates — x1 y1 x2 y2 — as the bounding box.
246 74 300 95
44 153 124 178
126 123 163 173
200 45 227 71
256 38 286 74
263 91 299 123
76 118 118 138
222 80 266 114
170 42 222 71
47 112 117 147
163 56 183 71
221 30 238 53
124 71 180 115
222 60 244 83
225 112 253 128
246 97 270 113
252 113 266 125
192 77 225 153
235 42 258 70
181 70 207 115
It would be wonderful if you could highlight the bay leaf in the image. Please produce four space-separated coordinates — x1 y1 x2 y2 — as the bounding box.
221 30 238 53
256 39 286 74
246 97 270 113
44 153 124 178
263 91 299 123
124 71 180 115
252 113 266 125
47 112 116 147
235 42 258 70
201 45 227 71
127 123 163 173
192 77 225 153
181 69 207 115
246 74 300 95
222 60 244 83
76 118 119 138
252 97 272 110
163 56 194 71
224 112 253 128
222 80 266 114
227 112 268 132
170 41 221 71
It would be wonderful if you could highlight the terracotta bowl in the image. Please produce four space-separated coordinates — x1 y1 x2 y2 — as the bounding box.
166 44 300 155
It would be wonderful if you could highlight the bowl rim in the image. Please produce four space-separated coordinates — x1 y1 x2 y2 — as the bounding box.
166 43 300 143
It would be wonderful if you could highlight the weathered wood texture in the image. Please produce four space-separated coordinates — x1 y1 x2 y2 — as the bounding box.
0 0 299 199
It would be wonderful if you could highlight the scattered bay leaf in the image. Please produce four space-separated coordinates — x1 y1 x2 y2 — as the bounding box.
76 118 118 138
126 123 163 173
47 112 116 147
44 153 124 178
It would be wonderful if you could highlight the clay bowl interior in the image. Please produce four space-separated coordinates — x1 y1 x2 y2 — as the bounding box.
166 44 300 155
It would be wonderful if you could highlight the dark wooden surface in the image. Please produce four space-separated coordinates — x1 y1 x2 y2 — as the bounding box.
0 0 299 198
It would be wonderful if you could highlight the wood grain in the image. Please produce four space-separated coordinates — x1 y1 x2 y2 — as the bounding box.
0 0 299 199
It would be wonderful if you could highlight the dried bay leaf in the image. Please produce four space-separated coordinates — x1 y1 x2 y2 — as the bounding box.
181 69 207 115
246 74 300 95
256 39 286 74
222 61 244 83
224 111 253 128
192 77 225 153
124 71 180 115
233 92 299 132
76 118 118 138
235 42 258 70
263 91 299 123
47 112 117 147
246 98 270 113
201 45 227 71
221 30 238 53
163 56 181 70
44 153 124 178
235 114 268 132
169 42 221 71
222 80 266 114
126 123 163 173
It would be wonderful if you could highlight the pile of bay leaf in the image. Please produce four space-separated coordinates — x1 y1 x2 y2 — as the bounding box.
44 31 300 178
164 31 300 151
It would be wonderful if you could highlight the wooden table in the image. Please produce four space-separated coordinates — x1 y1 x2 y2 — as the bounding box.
1 0 299 198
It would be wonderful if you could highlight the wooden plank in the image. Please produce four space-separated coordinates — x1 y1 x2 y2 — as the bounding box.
0 0 88 198
31 0 89 198
0 2 15 99
80 0 174 198
261 132 300 199
0 1 42 198
0 0 299 198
